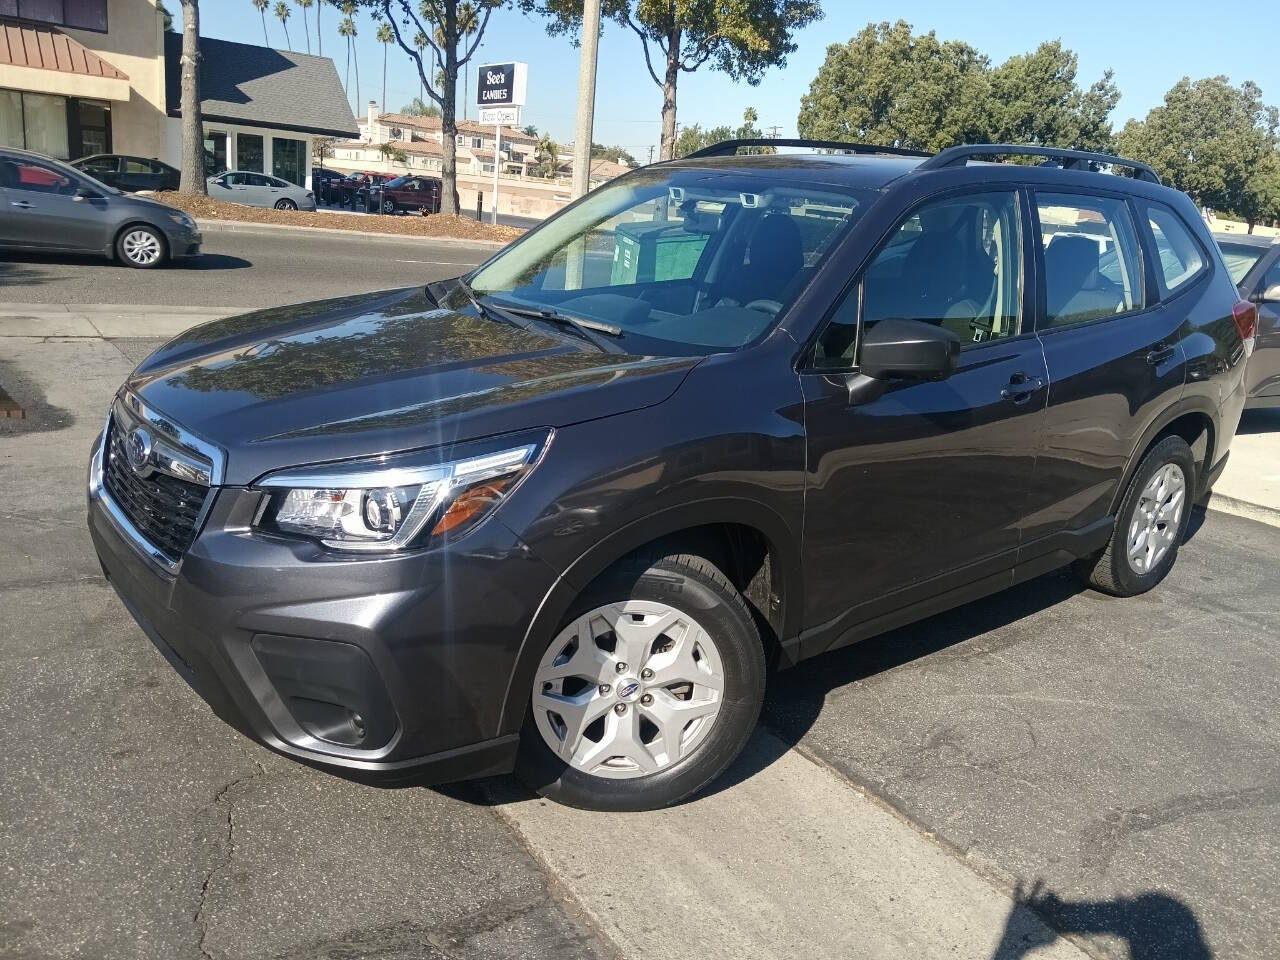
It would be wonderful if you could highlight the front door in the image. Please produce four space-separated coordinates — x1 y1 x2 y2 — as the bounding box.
1023 191 1190 546
0 155 104 251
800 188 1047 655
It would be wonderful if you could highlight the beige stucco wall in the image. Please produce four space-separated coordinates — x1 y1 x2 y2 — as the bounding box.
60 0 168 158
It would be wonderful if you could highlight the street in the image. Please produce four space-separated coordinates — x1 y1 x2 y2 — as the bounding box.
1 229 1278 960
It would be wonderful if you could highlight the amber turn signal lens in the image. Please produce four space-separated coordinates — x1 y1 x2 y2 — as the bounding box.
431 481 510 535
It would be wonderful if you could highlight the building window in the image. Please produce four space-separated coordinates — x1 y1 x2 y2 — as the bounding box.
272 137 306 186
72 99 111 155
236 133 264 172
0 89 72 158
0 0 108 31
204 131 228 175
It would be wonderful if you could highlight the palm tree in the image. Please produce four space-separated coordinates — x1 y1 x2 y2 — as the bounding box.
376 20 393 112
314 0 321 55
412 30 428 105
338 7 358 111
296 0 311 52
251 0 268 44
536 133 559 179
457 2 478 122
273 1 291 50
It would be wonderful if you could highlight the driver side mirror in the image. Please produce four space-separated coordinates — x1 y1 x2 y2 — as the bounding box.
859 318 961 381
73 187 103 202
1261 283 1280 304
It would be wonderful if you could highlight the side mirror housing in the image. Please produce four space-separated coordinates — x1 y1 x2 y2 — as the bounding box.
859 318 961 381
74 187 103 201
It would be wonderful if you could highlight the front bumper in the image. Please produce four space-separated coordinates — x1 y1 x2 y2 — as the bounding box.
166 224 202 258
87 429 558 786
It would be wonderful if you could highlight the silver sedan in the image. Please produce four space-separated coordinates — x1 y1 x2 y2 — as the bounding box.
206 171 316 211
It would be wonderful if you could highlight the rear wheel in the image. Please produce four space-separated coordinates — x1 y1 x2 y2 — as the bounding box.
516 550 766 811
274 198 297 210
382 198 397 214
116 226 166 269
1074 435 1195 596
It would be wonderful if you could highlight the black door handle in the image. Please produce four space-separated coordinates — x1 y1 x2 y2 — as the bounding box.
1146 342 1176 365
1001 373 1043 403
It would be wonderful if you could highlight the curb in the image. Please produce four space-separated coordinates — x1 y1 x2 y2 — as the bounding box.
0 303 253 316
1203 492 1280 528
193 217 509 249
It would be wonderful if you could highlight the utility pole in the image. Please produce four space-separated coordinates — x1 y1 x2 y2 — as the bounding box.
768 125 782 139
647 144 654 165
570 0 601 200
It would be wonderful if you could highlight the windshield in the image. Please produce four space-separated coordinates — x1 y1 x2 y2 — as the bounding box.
468 167 872 354
386 176 409 188
1218 242 1266 285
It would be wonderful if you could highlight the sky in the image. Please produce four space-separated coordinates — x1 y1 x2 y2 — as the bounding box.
192 0 1280 161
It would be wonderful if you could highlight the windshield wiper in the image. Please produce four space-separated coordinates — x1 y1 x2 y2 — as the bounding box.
486 300 625 354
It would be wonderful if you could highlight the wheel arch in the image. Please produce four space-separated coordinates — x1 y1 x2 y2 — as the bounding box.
1109 399 1218 514
497 498 803 736
112 220 169 260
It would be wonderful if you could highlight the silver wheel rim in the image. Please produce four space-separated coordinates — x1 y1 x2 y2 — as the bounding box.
275 199 294 210
383 200 395 213
122 229 161 265
1127 462 1186 574
532 600 725 780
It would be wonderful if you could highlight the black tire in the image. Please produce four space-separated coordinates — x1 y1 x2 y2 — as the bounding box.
115 225 167 269
382 199 398 214
515 549 766 811
1073 435 1196 596
274 198 297 210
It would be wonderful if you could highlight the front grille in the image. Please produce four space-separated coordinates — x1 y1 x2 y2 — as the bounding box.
103 418 209 561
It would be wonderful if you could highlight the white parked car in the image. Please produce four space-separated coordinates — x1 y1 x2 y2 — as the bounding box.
207 171 316 211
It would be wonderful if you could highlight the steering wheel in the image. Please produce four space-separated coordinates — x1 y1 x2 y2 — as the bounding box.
744 299 784 317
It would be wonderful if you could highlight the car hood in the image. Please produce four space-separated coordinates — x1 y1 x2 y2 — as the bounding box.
126 286 699 485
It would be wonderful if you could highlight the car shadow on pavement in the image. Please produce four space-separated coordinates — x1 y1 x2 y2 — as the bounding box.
992 880 1211 960
0 260 48 287
0 252 251 272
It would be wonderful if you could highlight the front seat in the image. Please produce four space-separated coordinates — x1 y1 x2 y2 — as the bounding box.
727 213 805 306
1044 235 1118 322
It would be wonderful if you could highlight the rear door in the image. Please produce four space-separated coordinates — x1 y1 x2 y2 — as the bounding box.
1246 252 1280 402
78 156 123 190
1021 189 1189 550
799 186 1048 654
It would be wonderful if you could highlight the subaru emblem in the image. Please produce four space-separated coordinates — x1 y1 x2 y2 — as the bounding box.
125 426 153 475
618 680 640 700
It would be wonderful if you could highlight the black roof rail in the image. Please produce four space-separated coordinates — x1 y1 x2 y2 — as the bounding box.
919 144 1162 184
683 138 931 160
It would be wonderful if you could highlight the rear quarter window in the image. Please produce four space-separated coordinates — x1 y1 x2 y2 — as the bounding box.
1145 203 1207 296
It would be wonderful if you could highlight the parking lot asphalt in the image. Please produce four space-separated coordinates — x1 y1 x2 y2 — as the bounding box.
0 229 491 308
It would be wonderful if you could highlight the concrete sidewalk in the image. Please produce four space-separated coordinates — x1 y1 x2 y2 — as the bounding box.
0 302 247 339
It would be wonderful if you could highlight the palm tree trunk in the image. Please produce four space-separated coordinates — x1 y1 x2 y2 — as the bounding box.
316 1 321 55
302 12 310 53
382 45 387 112
260 11 268 45
353 44 360 109
344 38 351 102
283 22 291 50
178 0 205 194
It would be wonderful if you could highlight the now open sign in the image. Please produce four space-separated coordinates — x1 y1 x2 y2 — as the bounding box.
476 61 528 107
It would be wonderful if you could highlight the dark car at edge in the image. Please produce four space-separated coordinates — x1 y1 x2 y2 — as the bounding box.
87 141 1255 810
1214 232 1280 409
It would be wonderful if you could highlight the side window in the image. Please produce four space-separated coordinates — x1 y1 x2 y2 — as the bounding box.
1036 192 1144 328
124 158 152 174
3 158 79 195
81 157 118 174
814 190 1023 369
1146 203 1206 295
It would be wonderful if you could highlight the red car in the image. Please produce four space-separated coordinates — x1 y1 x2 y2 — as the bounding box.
378 175 442 215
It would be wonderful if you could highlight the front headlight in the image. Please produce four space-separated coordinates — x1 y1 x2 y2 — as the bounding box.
254 433 547 552
168 211 194 228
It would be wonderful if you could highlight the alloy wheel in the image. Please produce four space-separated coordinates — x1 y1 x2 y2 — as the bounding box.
121 229 162 266
382 199 396 213
275 199 296 210
1127 462 1186 574
532 600 725 779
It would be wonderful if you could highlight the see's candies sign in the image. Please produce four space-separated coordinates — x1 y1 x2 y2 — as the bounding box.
476 62 528 107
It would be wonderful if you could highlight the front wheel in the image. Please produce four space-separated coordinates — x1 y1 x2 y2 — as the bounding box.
516 550 766 811
274 198 297 210
116 226 167 269
382 198 397 214
1074 435 1195 596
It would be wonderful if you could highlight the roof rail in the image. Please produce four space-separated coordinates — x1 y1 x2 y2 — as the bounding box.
682 138 931 160
919 144 1162 184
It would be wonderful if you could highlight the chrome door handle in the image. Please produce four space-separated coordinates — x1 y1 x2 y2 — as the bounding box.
9 201 33 209
1146 342 1176 365
1001 374 1044 403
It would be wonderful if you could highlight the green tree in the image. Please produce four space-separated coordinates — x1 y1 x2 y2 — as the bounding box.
357 0 508 217
797 21 1120 153
297 0 313 51
157 0 175 31
523 0 822 161
251 0 269 43
590 143 638 165
339 4 359 109
1117 76 1280 230
313 136 336 166
523 124 538 137
672 108 770 157
536 132 560 177
274 0 292 49
379 141 409 165
401 96 442 117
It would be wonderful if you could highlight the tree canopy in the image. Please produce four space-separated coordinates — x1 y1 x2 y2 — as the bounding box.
1116 76 1280 227
675 107 772 158
796 20 1119 153
522 0 821 160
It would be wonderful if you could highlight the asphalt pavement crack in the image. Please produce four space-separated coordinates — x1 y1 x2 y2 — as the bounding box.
194 759 266 960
